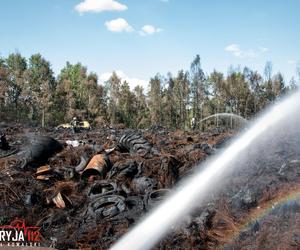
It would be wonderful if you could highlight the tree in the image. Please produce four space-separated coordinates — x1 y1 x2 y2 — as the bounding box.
207 70 226 125
58 62 88 112
162 73 177 128
0 57 9 115
288 77 298 92
243 69 263 115
272 72 286 97
263 61 275 102
107 72 121 124
227 69 254 118
174 70 190 129
6 53 27 121
133 85 149 128
56 62 93 121
118 81 137 127
148 74 162 125
24 54 55 127
85 73 106 120
190 55 206 126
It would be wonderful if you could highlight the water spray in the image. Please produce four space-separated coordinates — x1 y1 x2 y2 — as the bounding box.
111 91 300 250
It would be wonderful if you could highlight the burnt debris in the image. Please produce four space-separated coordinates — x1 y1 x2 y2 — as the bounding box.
0 125 299 250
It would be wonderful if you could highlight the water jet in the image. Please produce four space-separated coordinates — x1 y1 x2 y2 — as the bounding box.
111 90 300 250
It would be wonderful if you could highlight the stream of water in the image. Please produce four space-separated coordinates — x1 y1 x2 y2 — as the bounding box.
111 90 300 250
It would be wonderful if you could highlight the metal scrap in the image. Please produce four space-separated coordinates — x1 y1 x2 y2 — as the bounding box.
81 154 111 179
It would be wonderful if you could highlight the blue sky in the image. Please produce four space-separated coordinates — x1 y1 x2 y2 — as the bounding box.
0 0 299 89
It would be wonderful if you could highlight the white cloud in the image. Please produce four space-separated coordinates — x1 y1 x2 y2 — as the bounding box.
288 59 297 65
105 18 134 32
139 25 162 36
99 70 148 90
258 47 269 53
75 0 127 14
225 44 243 57
225 44 268 58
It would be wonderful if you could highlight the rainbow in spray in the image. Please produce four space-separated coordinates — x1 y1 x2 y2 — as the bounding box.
225 186 300 245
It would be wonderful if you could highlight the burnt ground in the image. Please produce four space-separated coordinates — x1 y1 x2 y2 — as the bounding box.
0 123 299 250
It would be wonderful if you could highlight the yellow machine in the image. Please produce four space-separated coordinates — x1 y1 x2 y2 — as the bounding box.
56 120 91 130
80 121 91 129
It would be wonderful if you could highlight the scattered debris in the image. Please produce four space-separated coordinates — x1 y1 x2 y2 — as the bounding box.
0 132 18 158
117 131 152 156
66 140 81 147
21 136 63 169
82 154 111 179
0 125 298 249
0 133 10 150
144 189 171 211
53 192 67 209
88 180 118 198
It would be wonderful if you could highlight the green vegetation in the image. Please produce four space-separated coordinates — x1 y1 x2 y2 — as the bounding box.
0 53 297 129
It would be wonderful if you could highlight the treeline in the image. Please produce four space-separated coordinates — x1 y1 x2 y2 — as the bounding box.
0 53 298 129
